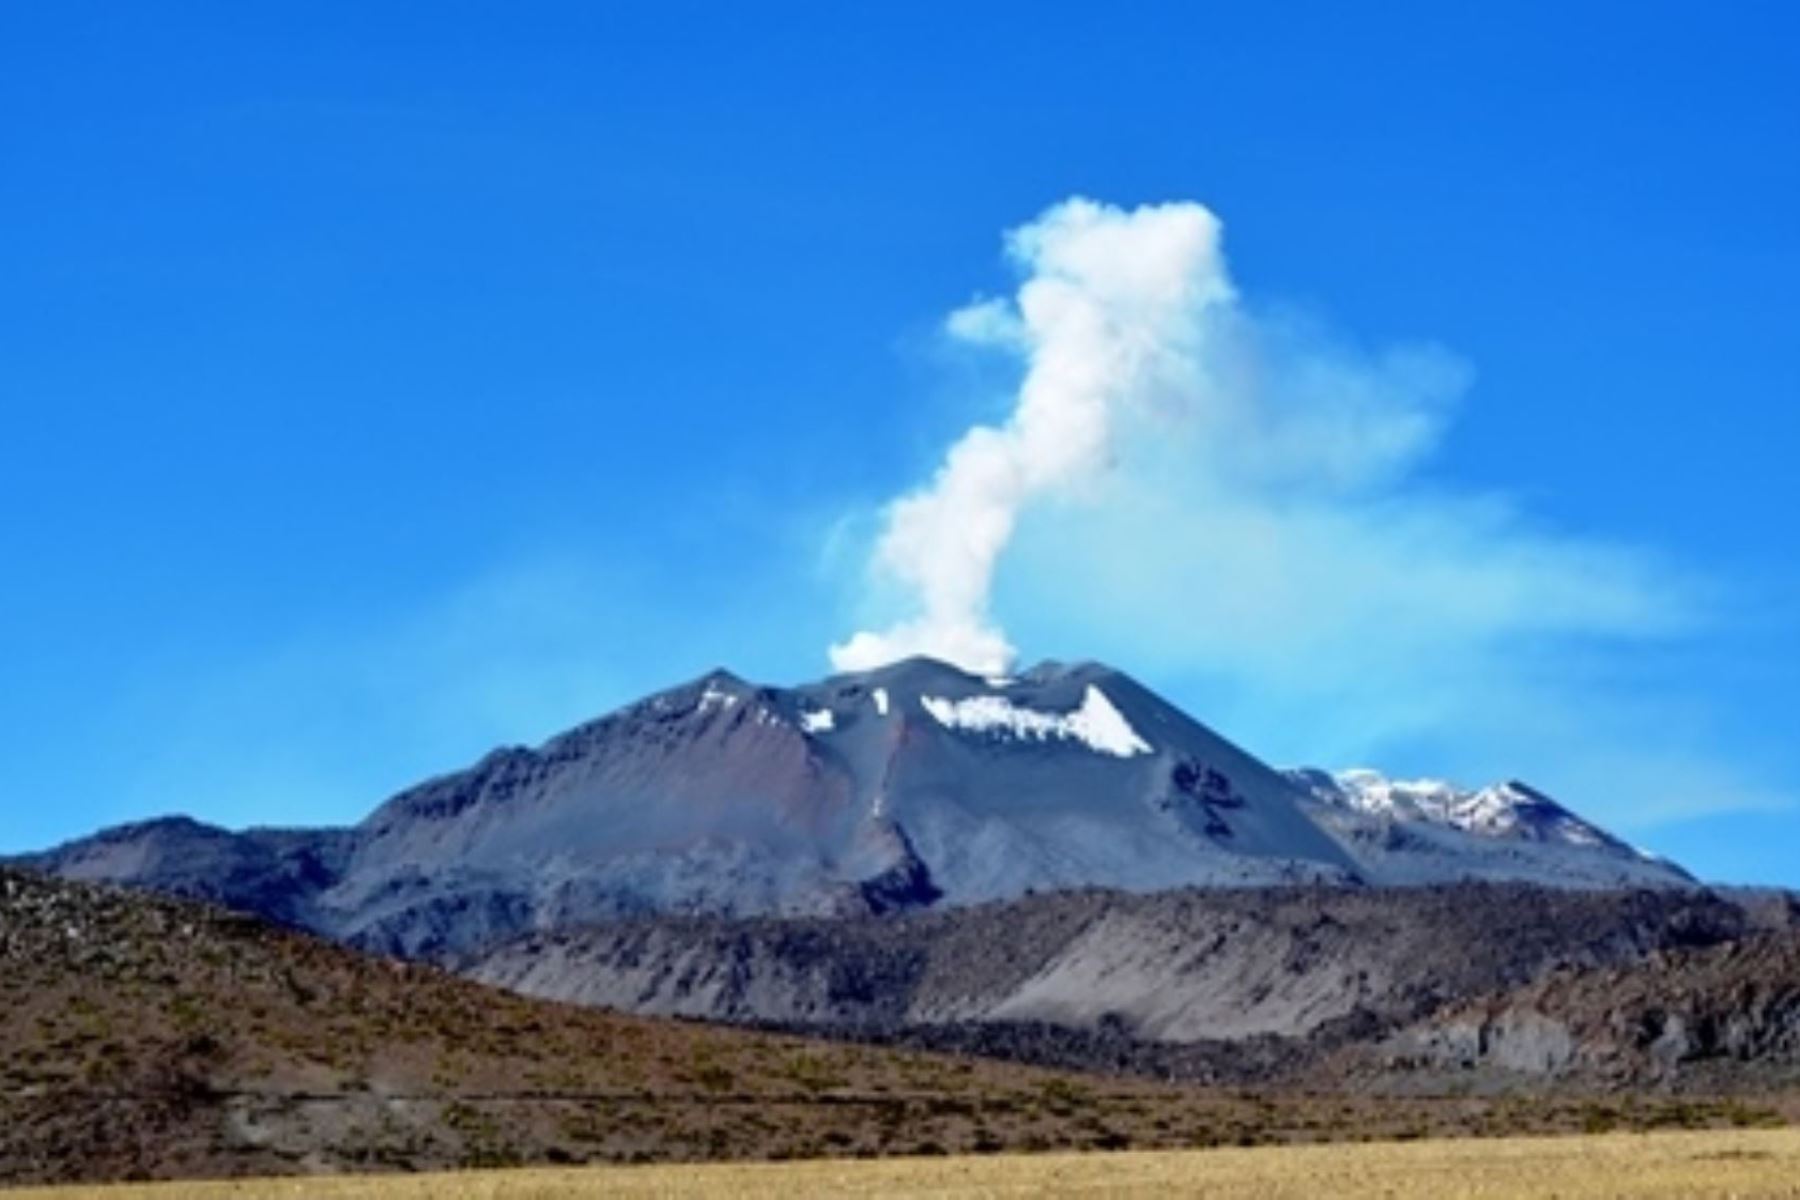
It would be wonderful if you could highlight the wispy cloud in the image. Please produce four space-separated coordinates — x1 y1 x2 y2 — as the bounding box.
106 549 821 833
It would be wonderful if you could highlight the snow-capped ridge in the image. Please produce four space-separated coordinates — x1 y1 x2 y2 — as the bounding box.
1291 767 1637 855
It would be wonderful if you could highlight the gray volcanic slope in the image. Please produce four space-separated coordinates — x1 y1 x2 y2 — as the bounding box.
13 657 1689 958
464 884 1747 1047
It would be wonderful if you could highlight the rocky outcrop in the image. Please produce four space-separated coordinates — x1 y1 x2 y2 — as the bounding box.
1379 931 1800 1085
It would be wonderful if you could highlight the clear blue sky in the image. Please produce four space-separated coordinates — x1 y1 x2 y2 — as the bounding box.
3 3 1796 883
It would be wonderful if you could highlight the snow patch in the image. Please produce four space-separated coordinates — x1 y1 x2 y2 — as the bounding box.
919 685 1152 758
871 688 889 716
799 708 836 734
698 684 739 715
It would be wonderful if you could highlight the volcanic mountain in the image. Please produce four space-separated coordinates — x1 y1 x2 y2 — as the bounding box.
13 658 1688 958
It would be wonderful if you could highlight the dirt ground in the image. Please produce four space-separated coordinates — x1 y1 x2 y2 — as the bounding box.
11 1128 1800 1199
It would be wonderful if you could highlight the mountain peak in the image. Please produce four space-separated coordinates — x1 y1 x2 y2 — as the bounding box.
11 660 1694 961
818 654 1135 694
822 654 990 691
1019 658 1118 683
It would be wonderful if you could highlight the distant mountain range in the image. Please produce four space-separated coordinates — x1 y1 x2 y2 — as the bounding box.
11 657 1689 958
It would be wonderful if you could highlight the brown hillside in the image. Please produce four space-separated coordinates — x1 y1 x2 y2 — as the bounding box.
2 867 1150 1182
3 868 1791 1186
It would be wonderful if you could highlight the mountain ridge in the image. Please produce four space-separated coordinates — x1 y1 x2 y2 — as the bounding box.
11 656 1692 959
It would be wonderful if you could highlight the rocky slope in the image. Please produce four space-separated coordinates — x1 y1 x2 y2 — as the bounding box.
1376 930 1800 1088
11 658 1691 961
462 883 1747 1067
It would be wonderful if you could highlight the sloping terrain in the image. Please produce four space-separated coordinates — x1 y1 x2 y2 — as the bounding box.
8 816 359 932
463 883 1748 1069
0 867 1291 1184
12 658 1691 963
1715 886 1800 933
3 869 1789 1188
1376 929 1800 1088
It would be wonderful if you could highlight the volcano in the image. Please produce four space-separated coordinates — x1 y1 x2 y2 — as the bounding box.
14 658 1688 957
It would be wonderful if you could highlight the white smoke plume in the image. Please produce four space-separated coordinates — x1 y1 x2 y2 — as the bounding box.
831 198 1234 675
825 196 1772 829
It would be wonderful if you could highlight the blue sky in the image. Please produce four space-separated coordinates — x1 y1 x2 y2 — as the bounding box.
2 3 1796 883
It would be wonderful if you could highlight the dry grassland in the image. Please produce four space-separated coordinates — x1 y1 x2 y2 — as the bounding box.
10 1128 1800 1199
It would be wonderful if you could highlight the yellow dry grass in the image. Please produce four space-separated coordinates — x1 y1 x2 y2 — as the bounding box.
11 1128 1800 1199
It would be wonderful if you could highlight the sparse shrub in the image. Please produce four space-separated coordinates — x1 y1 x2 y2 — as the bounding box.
693 1063 736 1092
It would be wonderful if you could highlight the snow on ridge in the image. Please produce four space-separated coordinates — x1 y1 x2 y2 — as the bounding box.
1317 769 1619 849
1329 770 1462 821
698 684 740 714
872 688 889 716
919 685 1152 758
799 708 836 734
1329 769 1508 829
